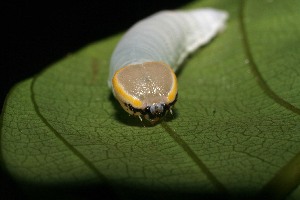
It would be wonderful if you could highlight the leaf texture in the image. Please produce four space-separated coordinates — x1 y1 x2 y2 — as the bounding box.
1 0 300 199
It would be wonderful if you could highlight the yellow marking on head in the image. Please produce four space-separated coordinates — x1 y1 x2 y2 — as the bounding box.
112 68 143 108
167 69 178 102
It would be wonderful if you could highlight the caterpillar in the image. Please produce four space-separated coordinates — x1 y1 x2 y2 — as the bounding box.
108 8 228 123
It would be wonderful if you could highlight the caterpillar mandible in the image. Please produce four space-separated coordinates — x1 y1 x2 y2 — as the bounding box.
108 8 228 123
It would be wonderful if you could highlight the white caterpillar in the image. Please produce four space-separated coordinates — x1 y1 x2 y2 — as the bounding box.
109 8 228 123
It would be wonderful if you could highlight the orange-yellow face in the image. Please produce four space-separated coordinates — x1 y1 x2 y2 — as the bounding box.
112 61 177 123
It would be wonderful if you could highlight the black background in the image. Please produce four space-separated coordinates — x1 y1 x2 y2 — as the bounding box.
1 1 193 199
1 0 192 107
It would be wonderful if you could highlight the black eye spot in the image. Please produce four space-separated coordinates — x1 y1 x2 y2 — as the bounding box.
150 104 164 114
144 103 170 119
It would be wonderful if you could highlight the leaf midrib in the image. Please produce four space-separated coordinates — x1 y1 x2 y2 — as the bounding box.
161 121 229 195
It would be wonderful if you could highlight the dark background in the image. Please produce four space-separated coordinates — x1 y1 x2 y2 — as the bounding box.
1 1 192 199
1 0 192 107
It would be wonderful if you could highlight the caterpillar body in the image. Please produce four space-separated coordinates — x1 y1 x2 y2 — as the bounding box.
109 8 228 123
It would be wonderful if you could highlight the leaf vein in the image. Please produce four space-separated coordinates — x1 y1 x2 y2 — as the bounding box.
30 76 108 182
239 0 300 116
239 1 300 199
161 121 229 196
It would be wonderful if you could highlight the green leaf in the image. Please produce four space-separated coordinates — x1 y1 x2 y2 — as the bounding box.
1 0 300 199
